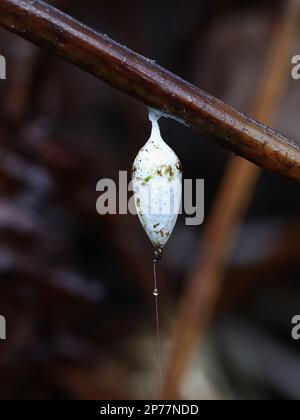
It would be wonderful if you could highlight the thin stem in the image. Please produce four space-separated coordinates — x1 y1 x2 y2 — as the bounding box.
0 0 300 182
153 258 163 400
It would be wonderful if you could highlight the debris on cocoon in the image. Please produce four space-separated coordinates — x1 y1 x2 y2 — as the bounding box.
132 109 182 259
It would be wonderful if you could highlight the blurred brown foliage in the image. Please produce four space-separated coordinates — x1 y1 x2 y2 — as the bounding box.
0 0 300 400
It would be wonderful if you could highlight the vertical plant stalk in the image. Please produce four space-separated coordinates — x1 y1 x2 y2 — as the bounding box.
164 0 300 399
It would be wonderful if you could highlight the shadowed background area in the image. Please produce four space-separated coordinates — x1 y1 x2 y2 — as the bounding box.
0 0 300 400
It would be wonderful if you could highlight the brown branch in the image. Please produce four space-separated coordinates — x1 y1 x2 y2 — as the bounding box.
0 0 300 182
163 0 300 399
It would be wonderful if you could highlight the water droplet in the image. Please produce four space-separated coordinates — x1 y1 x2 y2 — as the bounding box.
154 248 162 261
153 288 159 297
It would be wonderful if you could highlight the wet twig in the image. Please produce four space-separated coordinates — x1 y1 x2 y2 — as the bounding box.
0 0 300 182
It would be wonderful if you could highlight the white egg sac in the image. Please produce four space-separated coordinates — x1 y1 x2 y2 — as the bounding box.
132 111 182 257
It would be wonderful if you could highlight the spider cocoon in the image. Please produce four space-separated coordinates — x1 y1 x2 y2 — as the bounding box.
132 110 182 256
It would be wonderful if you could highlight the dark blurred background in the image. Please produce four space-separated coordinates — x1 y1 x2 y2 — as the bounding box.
0 0 300 400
